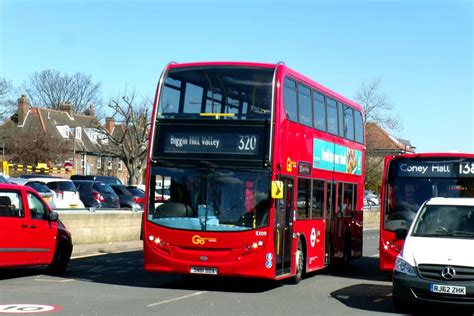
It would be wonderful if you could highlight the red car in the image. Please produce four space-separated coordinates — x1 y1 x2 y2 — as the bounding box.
0 183 73 274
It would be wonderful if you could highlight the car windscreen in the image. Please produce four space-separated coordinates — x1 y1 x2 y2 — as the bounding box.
111 185 132 195
412 205 474 237
127 187 144 196
96 176 122 185
26 182 52 193
93 183 115 194
48 181 77 192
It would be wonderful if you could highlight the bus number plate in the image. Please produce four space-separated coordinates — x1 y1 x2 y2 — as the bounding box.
430 284 466 295
190 266 218 275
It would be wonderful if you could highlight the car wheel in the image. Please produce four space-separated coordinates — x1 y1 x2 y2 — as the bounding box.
47 244 72 275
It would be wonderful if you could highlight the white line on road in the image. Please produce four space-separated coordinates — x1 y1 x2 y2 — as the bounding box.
147 291 207 307
35 278 75 283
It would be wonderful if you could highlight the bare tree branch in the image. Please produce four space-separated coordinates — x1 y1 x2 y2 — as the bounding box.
23 70 102 113
355 78 402 193
355 78 401 131
6 125 70 166
97 88 151 184
0 78 16 120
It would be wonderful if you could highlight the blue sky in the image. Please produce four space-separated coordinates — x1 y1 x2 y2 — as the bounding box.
1 0 472 153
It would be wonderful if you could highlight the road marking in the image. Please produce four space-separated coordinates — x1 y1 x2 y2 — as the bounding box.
72 253 108 259
34 278 74 283
147 291 207 307
0 304 60 313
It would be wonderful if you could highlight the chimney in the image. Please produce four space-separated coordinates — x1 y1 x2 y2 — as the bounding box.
17 95 30 125
105 117 115 134
59 103 74 115
88 103 95 116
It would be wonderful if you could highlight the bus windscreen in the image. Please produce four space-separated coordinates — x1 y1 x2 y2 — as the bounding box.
158 67 273 120
384 158 474 231
148 166 270 232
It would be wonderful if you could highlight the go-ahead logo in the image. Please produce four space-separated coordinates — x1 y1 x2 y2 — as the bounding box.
192 235 217 245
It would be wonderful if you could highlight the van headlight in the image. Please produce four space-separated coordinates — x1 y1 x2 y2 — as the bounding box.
394 256 416 276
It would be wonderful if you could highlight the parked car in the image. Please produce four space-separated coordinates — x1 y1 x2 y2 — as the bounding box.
110 184 142 209
136 184 170 202
0 183 73 274
126 185 145 206
28 177 84 209
72 180 120 209
19 174 62 179
70 175 122 185
364 190 379 206
0 175 9 183
155 186 171 202
392 197 474 312
8 178 56 209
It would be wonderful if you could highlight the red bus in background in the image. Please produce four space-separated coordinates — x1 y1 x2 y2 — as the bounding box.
379 153 474 272
144 62 365 283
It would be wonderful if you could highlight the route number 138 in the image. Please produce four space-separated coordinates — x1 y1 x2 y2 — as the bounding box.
459 162 474 175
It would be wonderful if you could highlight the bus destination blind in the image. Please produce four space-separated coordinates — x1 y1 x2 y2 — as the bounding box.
164 132 259 155
397 160 474 178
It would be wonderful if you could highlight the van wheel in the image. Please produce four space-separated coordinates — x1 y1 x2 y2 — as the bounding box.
291 239 304 284
47 245 72 275
392 296 410 313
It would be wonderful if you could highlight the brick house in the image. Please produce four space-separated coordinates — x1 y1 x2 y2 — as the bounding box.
364 122 415 192
0 95 129 184
366 122 416 156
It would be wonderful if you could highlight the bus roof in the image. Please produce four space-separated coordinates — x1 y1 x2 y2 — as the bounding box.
164 61 362 112
386 152 474 161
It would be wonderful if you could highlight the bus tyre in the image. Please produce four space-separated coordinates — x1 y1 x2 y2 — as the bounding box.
291 239 304 284
342 234 351 266
47 244 72 276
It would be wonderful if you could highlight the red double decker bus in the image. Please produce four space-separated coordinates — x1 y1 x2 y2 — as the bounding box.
379 153 474 272
144 62 365 283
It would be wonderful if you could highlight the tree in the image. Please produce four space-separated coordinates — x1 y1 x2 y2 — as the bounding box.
6 125 70 167
355 78 400 131
100 89 151 185
0 78 15 121
24 70 102 114
355 79 402 193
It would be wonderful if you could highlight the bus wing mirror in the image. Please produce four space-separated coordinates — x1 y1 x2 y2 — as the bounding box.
271 180 284 199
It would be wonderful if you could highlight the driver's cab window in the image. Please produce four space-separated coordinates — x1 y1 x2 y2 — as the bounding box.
27 193 47 220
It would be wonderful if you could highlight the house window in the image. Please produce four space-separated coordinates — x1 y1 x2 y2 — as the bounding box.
97 157 102 169
107 157 113 170
75 127 82 140
118 160 123 171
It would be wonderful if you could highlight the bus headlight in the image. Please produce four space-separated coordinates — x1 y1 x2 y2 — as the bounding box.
394 256 416 276
148 235 171 254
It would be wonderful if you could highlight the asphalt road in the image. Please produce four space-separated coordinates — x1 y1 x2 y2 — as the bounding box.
0 229 467 315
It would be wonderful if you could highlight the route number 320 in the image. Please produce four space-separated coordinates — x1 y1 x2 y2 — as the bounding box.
238 135 257 151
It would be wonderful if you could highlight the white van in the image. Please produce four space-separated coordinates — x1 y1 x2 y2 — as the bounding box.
28 177 84 209
392 197 474 311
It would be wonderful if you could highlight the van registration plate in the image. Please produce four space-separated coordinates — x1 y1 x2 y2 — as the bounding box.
430 284 466 295
190 266 218 275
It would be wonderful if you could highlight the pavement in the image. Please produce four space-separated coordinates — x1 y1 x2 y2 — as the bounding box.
71 240 143 258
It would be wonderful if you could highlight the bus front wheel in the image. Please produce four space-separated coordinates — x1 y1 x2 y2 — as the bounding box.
291 239 304 284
